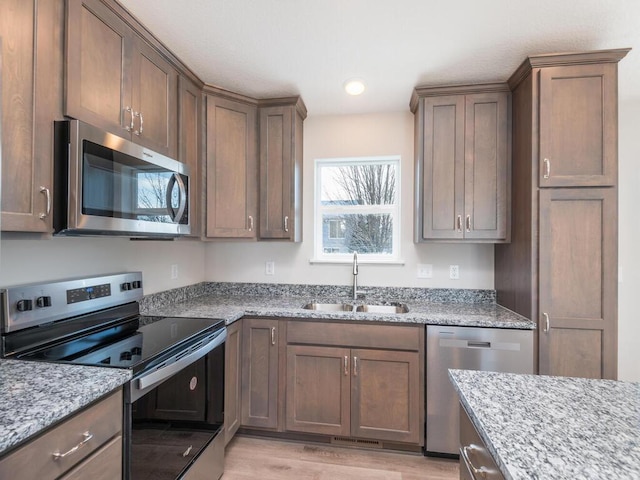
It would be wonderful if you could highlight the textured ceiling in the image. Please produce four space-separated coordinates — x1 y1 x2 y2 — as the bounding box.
119 0 640 116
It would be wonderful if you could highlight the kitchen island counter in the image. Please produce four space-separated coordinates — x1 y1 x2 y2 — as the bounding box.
0 359 131 456
449 369 640 480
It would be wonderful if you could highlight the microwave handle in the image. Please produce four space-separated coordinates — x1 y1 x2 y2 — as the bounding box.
166 173 187 224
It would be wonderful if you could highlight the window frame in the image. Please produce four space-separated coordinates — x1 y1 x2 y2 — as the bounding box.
313 155 401 264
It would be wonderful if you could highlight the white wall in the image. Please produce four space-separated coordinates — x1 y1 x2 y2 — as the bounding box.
0 235 205 294
617 98 640 382
204 112 495 289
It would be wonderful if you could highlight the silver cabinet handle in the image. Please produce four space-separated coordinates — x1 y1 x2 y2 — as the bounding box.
543 158 551 179
39 187 51 220
125 106 134 132
271 327 276 345
248 216 254 231
461 445 490 479
543 313 550 333
344 356 349 376
456 215 462 232
133 111 141 136
52 432 93 460
284 216 289 232
353 356 358 376
138 111 144 135
466 215 471 232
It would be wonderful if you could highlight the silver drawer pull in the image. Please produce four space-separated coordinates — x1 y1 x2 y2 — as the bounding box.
461 445 490 479
39 186 51 219
271 327 276 345
344 355 349 375
284 216 289 232
52 432 93 460
543 313 550 333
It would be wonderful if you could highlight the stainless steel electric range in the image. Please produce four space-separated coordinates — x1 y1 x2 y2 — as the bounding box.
0 272 226 480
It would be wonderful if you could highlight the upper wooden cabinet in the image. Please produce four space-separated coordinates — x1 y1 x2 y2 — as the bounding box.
66 0 178 158
538 63 618 187
411 84 511 243
1 0 64 232
259 99 306 242
179 76 203 237
205 92 258 239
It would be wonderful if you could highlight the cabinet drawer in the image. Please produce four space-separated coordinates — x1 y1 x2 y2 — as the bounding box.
59 435 122 480
459 404 504 480
0 389 122 480
287 321 421 351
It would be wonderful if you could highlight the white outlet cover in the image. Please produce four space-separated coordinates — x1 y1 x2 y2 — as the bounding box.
265 261 275 275
449 265 459 280
171 264 178 279
417 264 433 279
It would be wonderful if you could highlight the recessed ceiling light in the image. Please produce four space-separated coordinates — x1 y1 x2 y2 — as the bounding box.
344 79 365 96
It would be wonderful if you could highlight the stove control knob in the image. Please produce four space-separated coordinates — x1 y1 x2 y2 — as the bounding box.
16 299 33 312
121 282 132 291
36 296 52 308
132 280 142 289
120 351 132 361
131 347 142 356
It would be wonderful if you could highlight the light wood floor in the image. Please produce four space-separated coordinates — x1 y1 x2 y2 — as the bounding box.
222 436 459 480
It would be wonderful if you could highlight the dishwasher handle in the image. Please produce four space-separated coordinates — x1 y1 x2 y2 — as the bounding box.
466 341 491 348
438 338 521 352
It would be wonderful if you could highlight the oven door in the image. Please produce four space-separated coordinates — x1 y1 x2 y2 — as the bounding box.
127 328 226 480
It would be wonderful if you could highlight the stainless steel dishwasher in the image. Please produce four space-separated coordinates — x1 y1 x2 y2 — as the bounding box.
426 325 534 455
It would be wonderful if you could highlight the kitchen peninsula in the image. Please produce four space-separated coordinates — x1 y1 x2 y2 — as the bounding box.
450 369 640 479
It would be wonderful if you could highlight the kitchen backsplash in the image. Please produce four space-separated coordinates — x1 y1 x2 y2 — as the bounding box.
140 282 496 312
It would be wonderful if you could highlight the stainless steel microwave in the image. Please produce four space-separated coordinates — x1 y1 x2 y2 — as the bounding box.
53 120 190 237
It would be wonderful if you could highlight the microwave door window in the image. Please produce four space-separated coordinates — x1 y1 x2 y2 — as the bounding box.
135 170 175 223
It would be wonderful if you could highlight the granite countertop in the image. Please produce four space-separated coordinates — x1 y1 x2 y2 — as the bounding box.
141 293 536 330
449 369 640 480
0 359 131 456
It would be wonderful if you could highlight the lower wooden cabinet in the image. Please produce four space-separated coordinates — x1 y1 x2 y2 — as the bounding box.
241 318 280 429
284 321 424 446
286 344 421 444
0 389 123 480
459 404 504 480
225 320 242 445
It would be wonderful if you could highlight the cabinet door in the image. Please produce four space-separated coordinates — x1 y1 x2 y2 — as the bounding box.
179 76 202 237
285 345 351 436
259 105 296 239
224 321 242 445
1 0 63 232
538 188 617 379
65 0 132 138
241 319 279 429
131 36 178 158
206 96 258 238
464 93 510 241
351 349 420 443
141 357 206 421
539 63 618 187
420 96 465 240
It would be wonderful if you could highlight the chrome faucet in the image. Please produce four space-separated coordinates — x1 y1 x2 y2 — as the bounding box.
352 251 360 300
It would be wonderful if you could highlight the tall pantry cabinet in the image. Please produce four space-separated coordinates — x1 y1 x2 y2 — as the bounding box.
495 49 629 379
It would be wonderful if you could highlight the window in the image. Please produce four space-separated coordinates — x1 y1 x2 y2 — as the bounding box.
314 156 401 262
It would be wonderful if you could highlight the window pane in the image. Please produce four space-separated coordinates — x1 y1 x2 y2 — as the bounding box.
321 163 396 206
322 213 393 255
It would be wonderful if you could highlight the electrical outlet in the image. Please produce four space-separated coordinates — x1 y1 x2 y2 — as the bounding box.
449 265 459 280
171 264 178 279
265 261 275 276
417 264 433 279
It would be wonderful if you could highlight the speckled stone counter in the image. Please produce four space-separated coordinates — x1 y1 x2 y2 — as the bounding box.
449 369 640 480
0 359 131 456
140 287 535 329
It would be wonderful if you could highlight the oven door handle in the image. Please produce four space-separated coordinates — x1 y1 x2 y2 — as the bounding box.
136 328 227 392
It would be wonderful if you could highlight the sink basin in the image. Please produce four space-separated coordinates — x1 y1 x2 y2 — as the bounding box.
355 303 409 314
302 303 354 312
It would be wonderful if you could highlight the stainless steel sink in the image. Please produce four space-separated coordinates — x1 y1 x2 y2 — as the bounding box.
302 303 354 312
301 302 409 314
355 303 409 314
